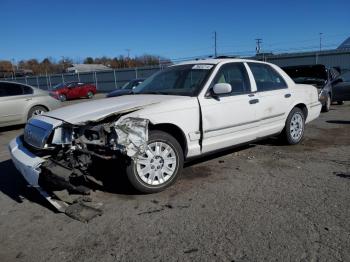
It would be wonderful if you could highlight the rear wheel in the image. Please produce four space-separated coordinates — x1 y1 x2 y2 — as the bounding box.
321 94 331 112
125 130 184 193
337 101 344 105
87 91 94 99
281 107 305 145
59 94 67 102
27 106 47 120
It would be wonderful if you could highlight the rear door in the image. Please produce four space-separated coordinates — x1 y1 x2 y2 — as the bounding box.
199 62 259 153
332 71 350 101
0 82 32 125
247 62 292 137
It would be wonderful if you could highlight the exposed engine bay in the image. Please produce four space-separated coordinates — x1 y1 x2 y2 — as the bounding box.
22 114 149 218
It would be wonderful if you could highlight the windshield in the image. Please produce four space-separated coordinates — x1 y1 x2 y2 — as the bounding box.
121 81 132 90
133 64 214 96
52 83 65 89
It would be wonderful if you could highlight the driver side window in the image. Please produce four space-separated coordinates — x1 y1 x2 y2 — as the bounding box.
212 63 251 95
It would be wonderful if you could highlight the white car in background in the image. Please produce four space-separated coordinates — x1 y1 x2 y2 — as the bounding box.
0 81 61 127
9 58 321 203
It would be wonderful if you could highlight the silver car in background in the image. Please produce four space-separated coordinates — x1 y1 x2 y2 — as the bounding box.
0 81 61 127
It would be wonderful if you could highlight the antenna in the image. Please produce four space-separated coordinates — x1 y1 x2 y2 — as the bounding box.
214 31 217 57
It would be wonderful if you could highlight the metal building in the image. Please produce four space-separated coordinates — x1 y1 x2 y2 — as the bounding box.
252 37 350 72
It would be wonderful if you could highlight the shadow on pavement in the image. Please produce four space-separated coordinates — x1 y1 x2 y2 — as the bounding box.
326 120 350 125
334 172 350 179
0 124 24 133
0 159 57 212
185 144 254 167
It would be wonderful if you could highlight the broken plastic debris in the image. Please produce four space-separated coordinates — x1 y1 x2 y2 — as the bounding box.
114 117 149 157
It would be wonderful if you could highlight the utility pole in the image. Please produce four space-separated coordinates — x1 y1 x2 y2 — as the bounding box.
319 33 323 51
255 38 262 55
214 31 217 57
125 49 131 58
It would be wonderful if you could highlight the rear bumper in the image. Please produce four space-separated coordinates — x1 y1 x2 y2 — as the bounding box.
306 102 322 123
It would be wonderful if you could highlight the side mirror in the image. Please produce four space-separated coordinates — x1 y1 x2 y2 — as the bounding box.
212 83 232 95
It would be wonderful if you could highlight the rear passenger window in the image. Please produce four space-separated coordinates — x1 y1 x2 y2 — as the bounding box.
248 63 287 91
0 83 24 96
212 63 251 95
22 85 33 94
0 85 6 97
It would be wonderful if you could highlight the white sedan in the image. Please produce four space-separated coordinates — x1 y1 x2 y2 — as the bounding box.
0 81 61 127
9 58 321 199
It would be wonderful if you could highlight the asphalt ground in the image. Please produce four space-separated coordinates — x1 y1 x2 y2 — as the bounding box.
0 98 349 262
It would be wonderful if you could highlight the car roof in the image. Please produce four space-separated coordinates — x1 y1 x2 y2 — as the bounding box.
0 80 36 88
176 58 272 66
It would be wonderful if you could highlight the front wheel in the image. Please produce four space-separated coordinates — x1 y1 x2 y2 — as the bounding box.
27 106 48 120
59 94 67 102
125 130 184 193
321 94 331 112
281 107 305 145
87 91 94 99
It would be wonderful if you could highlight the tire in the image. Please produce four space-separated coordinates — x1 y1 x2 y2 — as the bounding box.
59 94 67 102
281 107 305 145
337 101 344 105
321 94 331 112
87 91 94 99
27 106 48 120
125 130 184 193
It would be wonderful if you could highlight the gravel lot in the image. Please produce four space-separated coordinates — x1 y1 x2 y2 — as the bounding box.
0 98 349 262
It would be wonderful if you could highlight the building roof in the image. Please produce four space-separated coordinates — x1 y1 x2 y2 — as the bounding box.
66 64 111 73
338 37 350 49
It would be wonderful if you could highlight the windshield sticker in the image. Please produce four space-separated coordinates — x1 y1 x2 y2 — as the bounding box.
192 64 213 70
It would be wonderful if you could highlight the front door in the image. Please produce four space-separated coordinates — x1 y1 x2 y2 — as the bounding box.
199 62 259 153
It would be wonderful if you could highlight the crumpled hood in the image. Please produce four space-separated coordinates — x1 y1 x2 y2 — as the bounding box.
42 94 183 124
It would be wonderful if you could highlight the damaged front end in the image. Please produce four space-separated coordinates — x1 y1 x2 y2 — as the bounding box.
20 114 149 211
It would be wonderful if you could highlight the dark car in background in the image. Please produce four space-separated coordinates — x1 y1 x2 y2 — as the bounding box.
50 82 97 102
331 71 350 103
282 64 340 112
106 78 144 98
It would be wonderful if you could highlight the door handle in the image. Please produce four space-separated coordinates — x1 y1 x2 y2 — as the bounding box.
284 93 291 98
25 98 32 101
249 99 259 104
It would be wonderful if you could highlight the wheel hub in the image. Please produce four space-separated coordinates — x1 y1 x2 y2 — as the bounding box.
135 141 177 186
150 156 164 170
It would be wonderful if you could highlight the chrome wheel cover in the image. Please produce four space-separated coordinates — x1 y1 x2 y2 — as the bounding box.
290 113 304 141
32 109 45 117
135 141 177 186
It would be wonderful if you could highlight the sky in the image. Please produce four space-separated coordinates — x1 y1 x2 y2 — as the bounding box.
1 0 350 63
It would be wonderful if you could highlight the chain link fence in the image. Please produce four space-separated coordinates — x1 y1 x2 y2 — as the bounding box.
2 65 166 92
